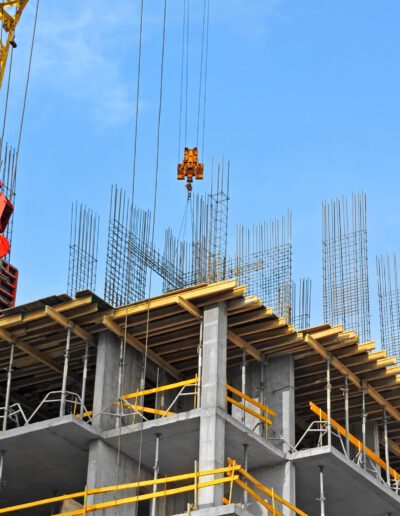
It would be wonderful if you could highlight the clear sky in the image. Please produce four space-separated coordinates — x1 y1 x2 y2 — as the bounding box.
4 0 400 344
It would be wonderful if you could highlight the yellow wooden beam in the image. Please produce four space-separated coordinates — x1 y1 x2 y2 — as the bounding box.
111 280 239 320
227 329 261 361
45 306 94 342
0 327 62 374
305 334 400 424
176 296 202 320
0 295 94 329
102 316 180 380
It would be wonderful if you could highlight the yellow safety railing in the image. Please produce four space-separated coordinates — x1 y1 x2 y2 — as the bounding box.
310 401 400 482
226 384 276 428
117 376 199 419
225 458 308 516
0 459 308 516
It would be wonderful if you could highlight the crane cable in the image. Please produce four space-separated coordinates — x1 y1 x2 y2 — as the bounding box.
0 45 14 170
134 0 168 512
12 0 40 201
177 0 187 161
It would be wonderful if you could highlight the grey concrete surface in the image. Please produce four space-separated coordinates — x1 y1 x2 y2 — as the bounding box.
0 415 98 513
198 302 227 508
173 503 253 515
292 445 400 516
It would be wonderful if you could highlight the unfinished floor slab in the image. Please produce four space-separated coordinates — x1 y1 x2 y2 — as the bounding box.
0 416 99 512
292 445 400 516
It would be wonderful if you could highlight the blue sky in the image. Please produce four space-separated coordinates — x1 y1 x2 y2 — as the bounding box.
4 1 400 343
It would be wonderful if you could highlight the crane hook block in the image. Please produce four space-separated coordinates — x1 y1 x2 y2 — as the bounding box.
177 147 204 192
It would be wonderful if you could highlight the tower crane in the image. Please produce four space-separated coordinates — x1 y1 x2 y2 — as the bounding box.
0 1 29 308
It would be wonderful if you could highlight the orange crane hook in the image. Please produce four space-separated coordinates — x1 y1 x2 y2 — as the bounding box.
177 147 204 195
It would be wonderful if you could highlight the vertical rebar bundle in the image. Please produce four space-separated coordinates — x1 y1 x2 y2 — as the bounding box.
322 192 370 342
67 202 99 297
291 278 312 329
104 185 151 307
376 254 400 358
233 211 292 320
208 158 230 283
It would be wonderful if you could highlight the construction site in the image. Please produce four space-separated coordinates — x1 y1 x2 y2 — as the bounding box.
1 1 400 516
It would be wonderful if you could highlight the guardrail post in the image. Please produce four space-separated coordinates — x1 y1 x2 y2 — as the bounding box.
383 409 390 486
59 326 71 417
3 343 14 431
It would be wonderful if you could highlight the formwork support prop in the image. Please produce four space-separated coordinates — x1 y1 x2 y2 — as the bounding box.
318 465 326 516
383 409 390 486
2 343 14 431
326 359 332 448
241 350 247 424
80 341 89 419
362 383 367 470
60 326 71 417
151 433 161 516
344 376 350 458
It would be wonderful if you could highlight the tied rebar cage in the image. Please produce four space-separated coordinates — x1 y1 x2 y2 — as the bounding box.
67 202 99 297
0 140 16 253
233 211 293 321
104 185 151 307
377 254 400 359
291 278 312 329
322 192 370 342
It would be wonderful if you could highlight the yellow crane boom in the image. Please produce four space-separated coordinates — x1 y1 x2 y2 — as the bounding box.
0 0 28 89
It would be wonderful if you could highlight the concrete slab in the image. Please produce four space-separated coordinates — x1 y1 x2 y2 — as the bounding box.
291 445 400 516
0 416 99 513
102 409 284 477
174 503 253 515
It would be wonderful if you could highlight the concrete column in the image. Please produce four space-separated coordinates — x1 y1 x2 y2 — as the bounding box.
198 302 227 509
92 331 142 432
87 439 151 515
265 355 295 453
263 355 296 515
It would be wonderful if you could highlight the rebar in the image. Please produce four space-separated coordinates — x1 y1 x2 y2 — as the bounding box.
67 202 99 297
291 278 312 328
322 192 370 342
377 254 400 359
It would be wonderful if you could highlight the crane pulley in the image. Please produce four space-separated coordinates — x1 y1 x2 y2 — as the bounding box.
177 147 204 195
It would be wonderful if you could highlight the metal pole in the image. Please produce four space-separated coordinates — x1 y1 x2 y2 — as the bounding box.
60 327 71 417
362 385 367 470
241 350 247 424
151 433 161 516
243 443 248 508
344 376 350 458
80 341 89 419
319 465 326 516
194 459 199 509
326 360 332 448
3 344 14 431
0 451 5 492
383 409 391 486
115 337 125 429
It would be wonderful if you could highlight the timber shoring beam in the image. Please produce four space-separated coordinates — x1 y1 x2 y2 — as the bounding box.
45 306 94 343
305 334 400 424
0 327 63 374
102 316 180 380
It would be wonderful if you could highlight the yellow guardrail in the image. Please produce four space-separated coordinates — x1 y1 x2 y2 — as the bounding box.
310 401 400 481
226 384 275 427
0 459 308 516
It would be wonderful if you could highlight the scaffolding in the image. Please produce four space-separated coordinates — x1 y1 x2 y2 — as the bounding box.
322 192 370 342
377 254 400 359
67 202 99 297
